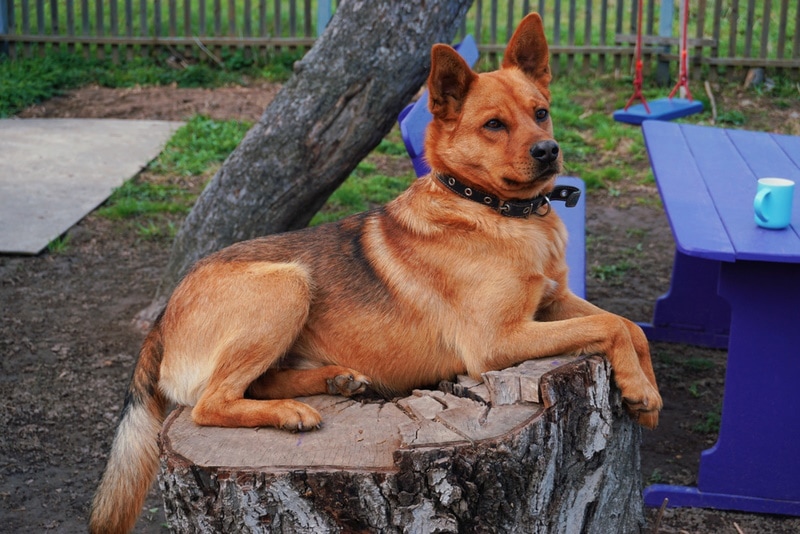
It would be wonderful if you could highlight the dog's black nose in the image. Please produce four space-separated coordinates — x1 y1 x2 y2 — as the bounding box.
530 140 560 164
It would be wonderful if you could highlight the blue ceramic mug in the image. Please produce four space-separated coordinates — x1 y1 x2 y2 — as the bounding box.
754 177 795 229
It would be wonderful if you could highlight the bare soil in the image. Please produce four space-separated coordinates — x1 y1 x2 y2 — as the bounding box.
2 81 800 533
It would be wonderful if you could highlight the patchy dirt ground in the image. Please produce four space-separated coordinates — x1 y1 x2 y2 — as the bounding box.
2 81 800 533
15 82 282 122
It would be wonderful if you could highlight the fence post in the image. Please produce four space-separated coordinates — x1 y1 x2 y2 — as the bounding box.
0 0 9 57
656 0 673 86
317 0 333 37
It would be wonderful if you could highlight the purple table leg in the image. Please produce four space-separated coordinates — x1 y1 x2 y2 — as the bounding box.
645 260 800 515
639 251 730 349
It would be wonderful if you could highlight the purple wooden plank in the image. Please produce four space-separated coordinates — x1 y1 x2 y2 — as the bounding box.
768 133 800 233
773 133 800 169
679 125 758 256
642 121 735 261
681 125 800 262
728 129 800 182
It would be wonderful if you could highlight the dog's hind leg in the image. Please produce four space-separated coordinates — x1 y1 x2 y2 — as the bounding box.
193 358 324 430
247 366 372 399
185 262 323 430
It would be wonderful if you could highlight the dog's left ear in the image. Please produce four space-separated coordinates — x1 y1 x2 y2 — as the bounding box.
428 44 478 120
502 13 551 90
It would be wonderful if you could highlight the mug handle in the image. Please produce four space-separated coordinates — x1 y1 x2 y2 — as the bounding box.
754 188 771 223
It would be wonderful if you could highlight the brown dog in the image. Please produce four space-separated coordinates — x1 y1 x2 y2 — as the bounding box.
90 13 661 533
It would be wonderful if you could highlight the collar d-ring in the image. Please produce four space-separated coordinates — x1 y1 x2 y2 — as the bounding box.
534 196 552 217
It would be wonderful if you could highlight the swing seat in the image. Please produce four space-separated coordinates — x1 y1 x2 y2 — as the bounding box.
613 97 703 125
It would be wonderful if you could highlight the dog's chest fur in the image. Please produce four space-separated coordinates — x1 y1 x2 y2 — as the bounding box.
281 178 570 391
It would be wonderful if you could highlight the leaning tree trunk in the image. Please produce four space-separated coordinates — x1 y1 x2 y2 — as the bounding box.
155 0 473 302
158 356 646 533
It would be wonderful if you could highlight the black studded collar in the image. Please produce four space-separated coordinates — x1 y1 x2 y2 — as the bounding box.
435 173 580 218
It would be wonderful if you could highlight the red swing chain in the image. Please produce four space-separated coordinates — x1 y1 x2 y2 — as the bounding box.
668 0 694 100
623 0 649 112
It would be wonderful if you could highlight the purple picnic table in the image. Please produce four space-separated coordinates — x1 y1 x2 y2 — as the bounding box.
639 120 800 515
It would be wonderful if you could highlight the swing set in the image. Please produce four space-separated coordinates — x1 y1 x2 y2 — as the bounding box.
613 0 704 125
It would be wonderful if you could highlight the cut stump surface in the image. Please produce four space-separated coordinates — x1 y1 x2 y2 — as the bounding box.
158 355 646 533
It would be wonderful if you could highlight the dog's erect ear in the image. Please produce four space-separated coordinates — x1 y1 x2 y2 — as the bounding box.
502 13 551 88
428 44 478 120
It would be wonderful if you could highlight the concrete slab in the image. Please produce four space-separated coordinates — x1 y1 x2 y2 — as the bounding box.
0 118 183 254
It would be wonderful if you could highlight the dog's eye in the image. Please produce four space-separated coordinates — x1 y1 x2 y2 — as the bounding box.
535 109 549 122
484 119 505 131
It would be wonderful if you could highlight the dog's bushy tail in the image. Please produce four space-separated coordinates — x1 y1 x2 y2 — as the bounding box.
89 318 167 534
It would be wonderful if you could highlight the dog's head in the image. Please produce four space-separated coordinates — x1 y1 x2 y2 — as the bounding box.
425 13 561 201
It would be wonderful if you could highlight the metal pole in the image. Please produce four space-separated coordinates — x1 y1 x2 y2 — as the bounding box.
0 0 9 57
656 0 674 86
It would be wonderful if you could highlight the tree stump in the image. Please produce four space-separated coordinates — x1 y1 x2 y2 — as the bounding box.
158 355 645 533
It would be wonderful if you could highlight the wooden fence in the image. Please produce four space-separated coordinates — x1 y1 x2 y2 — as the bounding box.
1 1 799 76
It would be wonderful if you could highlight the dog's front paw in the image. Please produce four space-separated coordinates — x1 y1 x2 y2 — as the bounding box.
622 381 663 429
326 371 371 397
275 399 323 432
633 410 660 430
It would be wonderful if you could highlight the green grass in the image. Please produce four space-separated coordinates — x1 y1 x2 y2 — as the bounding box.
0 53 88 117
589 236 649 283
96 181 191 220
717 110 747 126
647 468 664 485
693 406 722 434
259 51 305 82
375 138 409 156
306 128 415 225
0 50 296 118
96 115 250 238
310 162 415 226
98 115 250 219
550 76 659 191
591 260 634 283
150 115 252 176
92 109 413 232
136 220 178 240
626 228 649 239
47 234 71 254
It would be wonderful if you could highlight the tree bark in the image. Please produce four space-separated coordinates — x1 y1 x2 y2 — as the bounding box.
155 0 473 302
158 356 646 533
